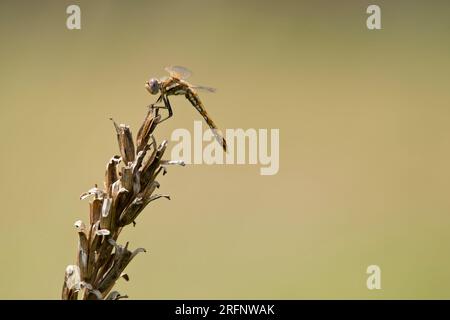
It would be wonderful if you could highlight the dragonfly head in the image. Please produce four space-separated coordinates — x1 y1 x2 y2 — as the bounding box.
145 78 160 95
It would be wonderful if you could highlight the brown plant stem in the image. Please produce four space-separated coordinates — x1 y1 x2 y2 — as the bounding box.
62 106 183 300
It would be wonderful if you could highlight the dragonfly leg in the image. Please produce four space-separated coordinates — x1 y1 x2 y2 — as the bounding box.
151 94 173 124
149 94 164 109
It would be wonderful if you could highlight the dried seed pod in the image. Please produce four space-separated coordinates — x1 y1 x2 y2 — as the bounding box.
80 186 105 200
140 180 160 199
100 197 113 231
136 107 159 153
74 220 89 281
112 187 131 226
96 240 145 296
130 145 152 195
140 140 168 188
118 197 144 227
111 119 135 165
121 166 134 192
90 198 103 225
81 282 103 300
87 222 102 282
133 145 151 175
106 291 128 300
90 235 116 291
118 181 164 226
105 156 121 197
62 265 81 300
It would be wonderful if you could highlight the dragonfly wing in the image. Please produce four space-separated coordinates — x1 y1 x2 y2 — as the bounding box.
165 66 192 80
190 85 217 93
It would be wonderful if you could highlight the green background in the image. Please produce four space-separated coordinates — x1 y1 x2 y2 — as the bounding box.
1 0 450 299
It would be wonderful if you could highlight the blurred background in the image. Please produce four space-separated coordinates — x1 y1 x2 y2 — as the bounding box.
1 0 450 299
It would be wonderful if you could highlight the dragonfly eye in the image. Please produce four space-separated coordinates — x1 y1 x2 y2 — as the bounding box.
146 78 160 95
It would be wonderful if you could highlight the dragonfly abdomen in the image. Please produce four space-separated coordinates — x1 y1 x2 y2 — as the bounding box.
185 90 227 151
186 90 216 128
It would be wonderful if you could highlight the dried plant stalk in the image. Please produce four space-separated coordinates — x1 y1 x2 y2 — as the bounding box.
62 106 184 300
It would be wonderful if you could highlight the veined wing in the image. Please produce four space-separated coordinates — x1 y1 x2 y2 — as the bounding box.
165 66 192 80
190 84 217 93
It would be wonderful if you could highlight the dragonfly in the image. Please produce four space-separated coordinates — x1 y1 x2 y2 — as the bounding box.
145 66 227 152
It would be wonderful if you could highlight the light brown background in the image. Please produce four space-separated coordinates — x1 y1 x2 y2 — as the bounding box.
1 0 450 299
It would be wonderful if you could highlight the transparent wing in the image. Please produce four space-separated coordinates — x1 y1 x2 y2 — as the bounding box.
190 85 217 93
165 66 192 80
